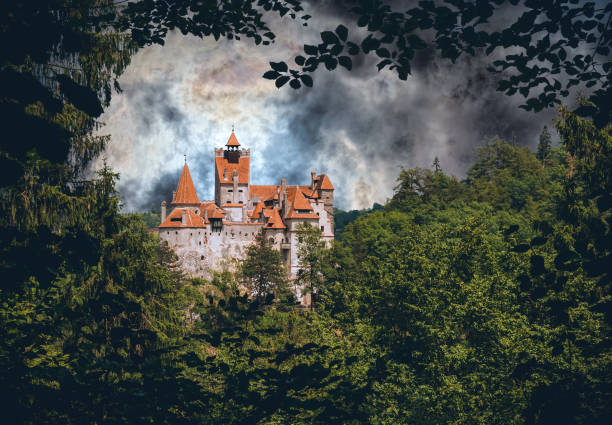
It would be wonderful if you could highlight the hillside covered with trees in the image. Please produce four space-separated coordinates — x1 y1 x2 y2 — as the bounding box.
1 1 610 424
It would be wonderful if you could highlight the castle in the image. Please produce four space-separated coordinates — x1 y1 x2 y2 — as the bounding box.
158 131 334 303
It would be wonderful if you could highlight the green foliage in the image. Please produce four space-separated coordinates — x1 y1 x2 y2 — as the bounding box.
334 203 383 239
296 222 328 310
240 230 292 305
2 3 611 424
537 126 553 166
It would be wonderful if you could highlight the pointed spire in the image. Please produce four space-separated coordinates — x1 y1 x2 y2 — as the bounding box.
172 162 200 204
226 130 240 147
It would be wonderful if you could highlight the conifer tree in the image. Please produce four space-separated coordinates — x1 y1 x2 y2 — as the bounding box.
296 222 327 310
433 156 441 173
537 126 553 167
240 230 289 304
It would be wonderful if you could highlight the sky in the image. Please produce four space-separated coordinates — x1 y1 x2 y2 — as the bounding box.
97 1 559 212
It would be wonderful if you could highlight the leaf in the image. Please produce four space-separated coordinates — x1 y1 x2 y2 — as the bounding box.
275 76 290 88
299 74 313 87
270 61 288 72
338 56 352 70
377 59 392 71
304 44 318 55
335 24 348 42
376 48 391 58
263 70 280 80
289 78 301 89
323 56 337 70
295 55 305 66
321 31 339 45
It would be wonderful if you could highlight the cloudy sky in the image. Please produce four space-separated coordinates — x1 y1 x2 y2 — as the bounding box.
97 1 559 211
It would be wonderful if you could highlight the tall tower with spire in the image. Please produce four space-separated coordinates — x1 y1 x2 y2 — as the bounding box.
214 130 250 213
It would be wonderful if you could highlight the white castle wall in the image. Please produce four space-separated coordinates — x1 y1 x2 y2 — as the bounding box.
159 223 263 278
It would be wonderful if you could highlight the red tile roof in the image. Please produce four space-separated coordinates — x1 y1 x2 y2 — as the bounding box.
159 208 206 228
215 156 250 184
250 201 264 219
281 186 319 220
226 131 241 147
172 163 200 204
318 174 334 190
250 185 280 201
265 208 286 229
284 210 319 219
292 188 313 211
200 202 225 220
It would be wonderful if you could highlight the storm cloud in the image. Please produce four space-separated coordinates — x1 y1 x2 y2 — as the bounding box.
97 1 558 211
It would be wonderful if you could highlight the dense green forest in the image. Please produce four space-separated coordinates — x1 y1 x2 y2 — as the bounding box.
1 1 610 424
3 120 611 424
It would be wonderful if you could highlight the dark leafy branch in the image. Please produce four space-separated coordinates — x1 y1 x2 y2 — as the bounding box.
265 0 611 123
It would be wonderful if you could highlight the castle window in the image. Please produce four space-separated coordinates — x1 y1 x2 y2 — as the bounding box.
175 231 178 234
170 217 181 222
316 212 319 216
321 226 324 232
238 189 243 192
239 201 243 204
228 189 233 192
190 233 192 236
201 256 204 260
199 241 201 245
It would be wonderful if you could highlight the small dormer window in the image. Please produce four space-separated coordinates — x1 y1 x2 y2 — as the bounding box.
228 189 233 192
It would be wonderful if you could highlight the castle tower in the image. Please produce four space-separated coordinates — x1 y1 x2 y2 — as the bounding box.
171 162 201 213
214 130 251 220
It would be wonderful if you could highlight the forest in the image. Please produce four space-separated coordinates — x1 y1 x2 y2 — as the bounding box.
1 1 611 424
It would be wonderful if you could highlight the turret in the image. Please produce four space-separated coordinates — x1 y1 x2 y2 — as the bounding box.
161 200 166 224
172 161 200 211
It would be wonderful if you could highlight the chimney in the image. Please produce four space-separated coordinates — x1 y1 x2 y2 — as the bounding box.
161 200 166 224
311 171 316 190
281 178 288 217
172 190 176 202
181 209 186 225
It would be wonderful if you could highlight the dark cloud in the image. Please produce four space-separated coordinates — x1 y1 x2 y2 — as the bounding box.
100 1 559 211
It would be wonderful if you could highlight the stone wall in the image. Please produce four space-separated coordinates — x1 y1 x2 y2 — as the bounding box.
159 223 263 278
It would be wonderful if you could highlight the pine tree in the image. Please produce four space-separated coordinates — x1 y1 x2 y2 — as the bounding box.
433 156 441 173
240 230 289 304
296 222 327 310
537 126 552 167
